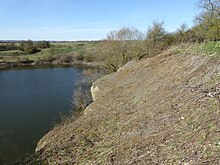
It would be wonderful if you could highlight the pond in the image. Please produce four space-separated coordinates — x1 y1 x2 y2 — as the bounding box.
0 66 91 164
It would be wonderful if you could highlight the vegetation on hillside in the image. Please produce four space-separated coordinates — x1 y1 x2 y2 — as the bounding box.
96 0 220 72
35 41 220 165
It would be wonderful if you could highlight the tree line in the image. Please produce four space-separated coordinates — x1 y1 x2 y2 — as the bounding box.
96 0 220 72
0 40 50 54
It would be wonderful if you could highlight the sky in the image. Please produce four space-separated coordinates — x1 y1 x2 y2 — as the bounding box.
0 0 199 41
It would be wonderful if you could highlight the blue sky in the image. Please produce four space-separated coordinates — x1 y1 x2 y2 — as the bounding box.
0 0 198 41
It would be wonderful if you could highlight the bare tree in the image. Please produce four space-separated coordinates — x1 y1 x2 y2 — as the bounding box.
195 0 220 40
145 21 168 55
176 23 189 43
97 27 145 72
146 21 166 42
197 0 220 16
107 27 144 41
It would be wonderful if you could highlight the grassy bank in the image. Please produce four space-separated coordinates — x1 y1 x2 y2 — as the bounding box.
34 47 220 164
0 41 100 69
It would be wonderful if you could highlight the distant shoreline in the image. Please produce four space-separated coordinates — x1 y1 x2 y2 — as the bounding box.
0 60 99 70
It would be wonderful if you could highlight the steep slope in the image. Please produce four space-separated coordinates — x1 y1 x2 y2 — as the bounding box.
36 53 220 164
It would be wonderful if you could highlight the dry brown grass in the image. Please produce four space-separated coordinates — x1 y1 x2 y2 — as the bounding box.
35 50 220 164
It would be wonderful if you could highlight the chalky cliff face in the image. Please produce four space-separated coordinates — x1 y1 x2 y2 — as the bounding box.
36 53 220 164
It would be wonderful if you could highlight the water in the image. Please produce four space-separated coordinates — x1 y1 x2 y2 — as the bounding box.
0 66 89 164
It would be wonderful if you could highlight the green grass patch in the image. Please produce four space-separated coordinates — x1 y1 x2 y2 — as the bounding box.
168 41 220 59
202 41 220 57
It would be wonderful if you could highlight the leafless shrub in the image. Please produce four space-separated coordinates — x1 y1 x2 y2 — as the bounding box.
71 68 105 116
96 27 145 72
145 21 169 56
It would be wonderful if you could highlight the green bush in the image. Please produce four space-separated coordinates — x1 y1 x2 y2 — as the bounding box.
19 40 39 54
84 54 94 62
76 52 84 61
54 54 75 63
34 41 50 49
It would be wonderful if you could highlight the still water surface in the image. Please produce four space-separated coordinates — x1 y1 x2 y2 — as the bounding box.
0 66 88 163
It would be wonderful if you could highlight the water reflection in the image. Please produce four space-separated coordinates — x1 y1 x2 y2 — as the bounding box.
0 66 89 164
